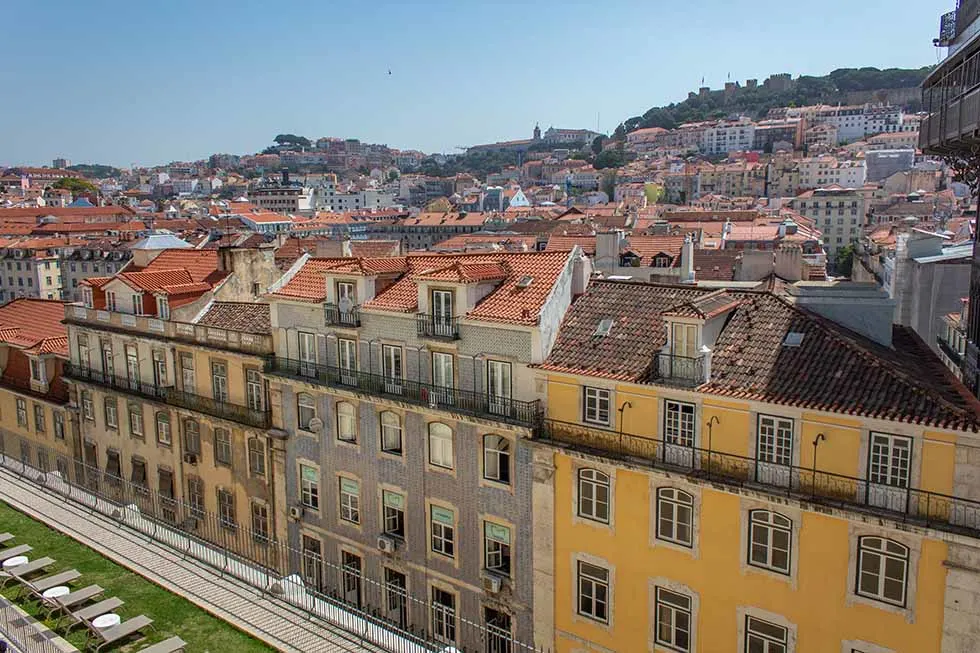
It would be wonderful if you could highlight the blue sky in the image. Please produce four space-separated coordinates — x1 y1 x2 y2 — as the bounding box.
0 0 952 168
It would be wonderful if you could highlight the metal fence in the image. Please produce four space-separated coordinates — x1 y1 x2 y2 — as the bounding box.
0 447 541 653
0 600 66 653
538 418 980 538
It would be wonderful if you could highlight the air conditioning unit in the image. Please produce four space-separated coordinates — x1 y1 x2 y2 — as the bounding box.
183 453 198 465
289 506 304 520
377 535 396 554
483 574 502 594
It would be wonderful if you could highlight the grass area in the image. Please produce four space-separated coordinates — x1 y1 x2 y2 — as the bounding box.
0 500 275 653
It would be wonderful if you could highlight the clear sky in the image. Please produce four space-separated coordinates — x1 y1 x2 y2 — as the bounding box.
0 0 953 168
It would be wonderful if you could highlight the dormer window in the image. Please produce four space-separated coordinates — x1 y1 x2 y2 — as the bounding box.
82 288 94 309
132 294 144 316
336 281 356 308
106 290 117 312
29 357 45 383
158 296 170 320
671 323 699 359
432 289 453 321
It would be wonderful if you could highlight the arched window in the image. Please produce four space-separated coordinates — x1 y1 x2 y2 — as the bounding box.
297 393 315 430
336 402 356 442
483 435 511 485
656 488 694 546
856 536 909 606
428 423 454 469
578 469 610 523
380 411 402 454
748 510 792 574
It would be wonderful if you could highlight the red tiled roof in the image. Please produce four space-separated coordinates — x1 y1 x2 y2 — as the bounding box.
541 280 980 431
545 235 597 255
0 299 68 357
141 249 224 283
622 235 686 266
414 261 509 283
692 250 739 281
196 301 271 334
271 258 353 302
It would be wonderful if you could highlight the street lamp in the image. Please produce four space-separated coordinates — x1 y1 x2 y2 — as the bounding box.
705 415 720 476
617 401 632 456
811 433 826 497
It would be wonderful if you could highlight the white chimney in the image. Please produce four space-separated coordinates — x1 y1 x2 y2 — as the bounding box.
680 234 695 283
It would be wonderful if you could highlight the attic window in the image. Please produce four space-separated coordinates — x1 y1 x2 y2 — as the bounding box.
516 275 534 288
783 332 805 347
593 318 615 338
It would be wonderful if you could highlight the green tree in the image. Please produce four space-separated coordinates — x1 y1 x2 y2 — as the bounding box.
600 170 617 200
51 177 98 194
273 133 312 148
594 148 626 169
387 170 399 183
835 244 855 277
591 136 604 156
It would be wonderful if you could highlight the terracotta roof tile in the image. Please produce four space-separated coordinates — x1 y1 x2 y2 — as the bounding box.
196 301 271 334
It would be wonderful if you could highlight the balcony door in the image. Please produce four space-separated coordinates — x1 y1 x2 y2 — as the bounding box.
663 400 696 468
298 331 316 377
125 345 139 390
337 281 356 312
382 345 402 394
867 433 911 513
756 415 792 487
431 352 454 405
487 360 512 416
432 290 454 336
338 339 357 386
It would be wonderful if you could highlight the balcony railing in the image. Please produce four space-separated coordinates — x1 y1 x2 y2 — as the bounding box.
65 363 271 429
537 419 980 538
937 335 966 365
416 314 460 340
324 304 361 328
265 357 541 427
653 353 706 387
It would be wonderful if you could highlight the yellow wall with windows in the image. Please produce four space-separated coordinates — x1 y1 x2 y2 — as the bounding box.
175 346 261 408
545 373 954 652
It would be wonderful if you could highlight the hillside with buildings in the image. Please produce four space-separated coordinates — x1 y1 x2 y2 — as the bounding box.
620 66 932 134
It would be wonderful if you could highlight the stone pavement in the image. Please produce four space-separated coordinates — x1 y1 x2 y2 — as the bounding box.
0 466 384 653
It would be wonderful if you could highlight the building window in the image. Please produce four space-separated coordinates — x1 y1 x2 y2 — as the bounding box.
384 569 408 628
856 537 909 606
300 464 320 510
217 489 236 529
868 433 911 509
383 490 405 538
428 423 454 469
180 353 195 392
251 502 270 542
756 415 793 485
157 296 170 320
54 411 64 440
485 608 512 653
430 505 455 558
657 488 694 547
29 358 43 383
578 468 610 523
655 587 692 652
745 616 788 653
187 476 204 518
431 587 456 644
214 428 232 466
155 412 171 446
248 438 266 476
341 550 363 608
152 350 167 386
128 403 143 438
246 369 262 411
484 521 512 577
106 291 117 312
483 435 511 484
380 411 402 454
748 510 792 575
337 338 357 383
339 477 360 524
130 457 148 490
576 561 610 623
297 393 316 431
183 419 200 454
663 400 696 465
81 390 94 421
15 398 26 428
336 401 357 442
583 386 611 426
211 361 228 402
32 403 45 432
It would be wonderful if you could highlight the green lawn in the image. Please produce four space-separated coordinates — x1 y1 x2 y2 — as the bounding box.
0 500 275 653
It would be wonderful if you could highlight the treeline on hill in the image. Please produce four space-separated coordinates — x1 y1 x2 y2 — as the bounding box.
618 67 933 135
66 164 122 178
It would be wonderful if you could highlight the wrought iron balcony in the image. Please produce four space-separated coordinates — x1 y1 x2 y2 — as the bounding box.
65 363 271 429
416 314 460 340
536 419 980 538
937 334 965 366
265 357 541 427
653 352 706 387
324 304 361 328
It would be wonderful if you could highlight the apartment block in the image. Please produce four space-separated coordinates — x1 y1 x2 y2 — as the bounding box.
788 186 871 257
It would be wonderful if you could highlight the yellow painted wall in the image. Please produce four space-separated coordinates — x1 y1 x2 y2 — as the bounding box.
176 346 259 407
552 453 949 653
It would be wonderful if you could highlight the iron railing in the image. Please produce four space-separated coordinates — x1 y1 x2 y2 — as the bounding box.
265 357 541 427
416 314 460 340
0 449 540 653
64 364 271 430
937 334 966 365
325 304 361 328
0 600 66 653
653 352 706 387
537 418 980 538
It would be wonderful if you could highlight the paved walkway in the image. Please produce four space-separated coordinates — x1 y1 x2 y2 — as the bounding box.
0 466 383 653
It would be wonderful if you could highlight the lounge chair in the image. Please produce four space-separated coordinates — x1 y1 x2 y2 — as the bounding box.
0 533 13 546
136 635 186 653
88 614 154 652
43 583 103 619
64 597 124 632
0 556 55 588
0 544 31 563
19 569 80 601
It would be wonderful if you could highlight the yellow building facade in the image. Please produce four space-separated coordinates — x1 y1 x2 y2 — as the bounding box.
532 280 980 653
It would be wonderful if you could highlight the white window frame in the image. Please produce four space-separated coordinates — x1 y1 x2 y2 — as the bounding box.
382 490 405 538
655 586 692 652
583 386 611 426
300 464 320 510
656 488 694 547
856 536 909 607
428 423 454 469
576 560 610 623
748 510 792 575
336 401 357 442
297 393 316 431
380 411 402 454
339 477 361 524
483 434 511 485
744 615 788 653
484 520 512 577
578 468 610 523
430 505 456 558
